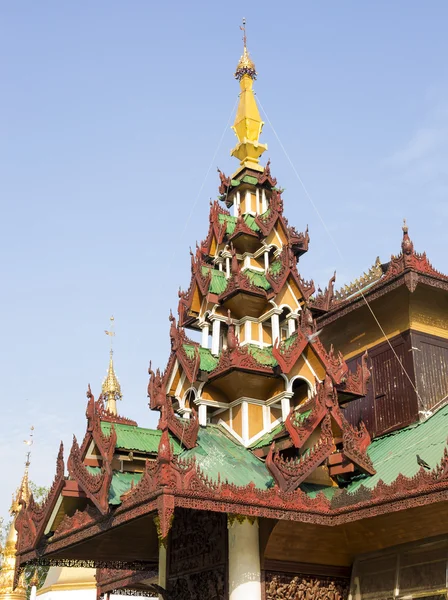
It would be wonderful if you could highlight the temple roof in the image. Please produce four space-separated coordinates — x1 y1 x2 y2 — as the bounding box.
90 402 448 506
100 421 182 454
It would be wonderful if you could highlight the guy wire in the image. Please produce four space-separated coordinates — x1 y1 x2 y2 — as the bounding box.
257 95 424 405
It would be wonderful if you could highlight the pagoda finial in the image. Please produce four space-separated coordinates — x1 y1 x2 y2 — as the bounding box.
401 218 414 256
10 426 33 516
102 316 122 415
231 18 267 174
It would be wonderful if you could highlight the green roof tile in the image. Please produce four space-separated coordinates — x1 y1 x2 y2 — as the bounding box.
270 260 282 276
242 175 259 186
100 422 182 454
181 425 274 489
244 269 271 290
250 422 285 449
247 343 277 367
184 345 219 372
109 472 142 505
210 269 228 294
218 213 237 235
345 403 448 494
243 214 260 232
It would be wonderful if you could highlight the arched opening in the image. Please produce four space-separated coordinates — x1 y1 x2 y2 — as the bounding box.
183 390 196 415
279 307 292 341
290 378 310 409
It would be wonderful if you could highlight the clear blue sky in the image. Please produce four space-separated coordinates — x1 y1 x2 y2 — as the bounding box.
1 1 448 520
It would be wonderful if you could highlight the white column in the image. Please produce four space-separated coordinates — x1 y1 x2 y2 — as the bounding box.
30 586 37 600
218 261 223 271
158 544 167 600
281 394 292 420
201 323 210 348
211 319 221 355
271 313 280 344
228 517 261 600
233 191 240 216
245 190 252 213
264 250 269 271
242 401 249 444
261 189 267 213
198 403 207 426
226 256 231 278
287 315 296 336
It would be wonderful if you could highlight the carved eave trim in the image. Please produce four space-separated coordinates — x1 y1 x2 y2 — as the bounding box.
14 443 66 587
67 436 112 515
318 269 448 328
218 273 271 304
96 568 158 598
266 414 334 492
15 442 448 574
162 396 199 450
206 346 275 381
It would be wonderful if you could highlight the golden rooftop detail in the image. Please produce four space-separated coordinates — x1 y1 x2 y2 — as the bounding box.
231 18 267 174
103 316 122 415
334 257 384 301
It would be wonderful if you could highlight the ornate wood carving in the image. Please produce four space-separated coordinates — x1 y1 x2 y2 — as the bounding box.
283 377 375 481
168 509 227 600
266 414 334 492
289 224 310 257
208 344 274 380
67 435 112 515
258 159 278 187
254 190 284 236
15 442 65 555
168 312 201 383
265 571 349 600
310 272 336 313
266 245 315 301
147 361 199 449
382 224 448 285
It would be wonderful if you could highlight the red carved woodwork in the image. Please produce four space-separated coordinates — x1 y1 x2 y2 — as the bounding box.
217 168 231 196
266 414 335 492
272 330 308 374
168 313 201 384
16 431 448 573
148 356 199 450
310 272 336 314
382 224 448 285
15 442 65 557
265 571 349 600
289 224 310 257
258 159 278 187
207 344 274 380
266 245 315 300
283 377 375 480
254 190 284 236
96 567 158 599
67 435 112 515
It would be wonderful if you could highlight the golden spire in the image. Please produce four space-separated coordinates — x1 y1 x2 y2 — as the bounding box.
231 18 267 174
103 316 122 415
0 431 33 599
10 427 33 515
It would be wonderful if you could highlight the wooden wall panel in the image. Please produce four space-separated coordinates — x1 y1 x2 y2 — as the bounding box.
344 331 418 437
412 331 448 412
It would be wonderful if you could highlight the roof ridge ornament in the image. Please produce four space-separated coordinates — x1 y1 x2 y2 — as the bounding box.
235 18 257 81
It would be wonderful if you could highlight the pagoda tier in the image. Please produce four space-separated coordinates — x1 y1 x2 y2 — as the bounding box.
157 152 370 448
